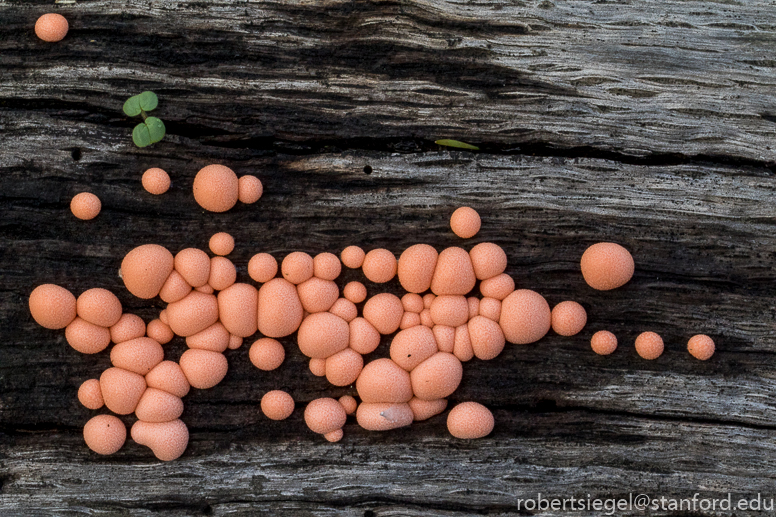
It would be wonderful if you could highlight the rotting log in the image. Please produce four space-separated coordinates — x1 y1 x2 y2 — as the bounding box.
2 0 776 515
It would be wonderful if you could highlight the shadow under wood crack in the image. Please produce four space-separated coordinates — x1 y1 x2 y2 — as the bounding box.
79 499 213 516
143 126 776 173
3 96 775 172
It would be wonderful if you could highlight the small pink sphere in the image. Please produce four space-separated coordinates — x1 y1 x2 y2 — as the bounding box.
35 13 69 42
325 348 363 387
343 281 367 304
77 379 104 410
329 298 358 322
29 284 77 330
248 253 278 283
324 429 344 442
580 242 635 291
304 397 347 435
309 358 327 377
362 293 403 334
341 246 365 269
362 249 397 284
142 168 171 195
338 395 358 415
281 252 314 284
551 301 587 336
70 192 101 220
193 164 238 213
635 331 664 360
313 252 342 281
261 390 294 420
450 207 481 239
238 175 263 204
447 401 494 439
249 338 285 371
688 334 715 360
228 334 243 350
209 232 234 256
76 287 122 328
590 330 618 355
469 242 507 280
83 415 126 455
146 319 174 345
401 293 424 314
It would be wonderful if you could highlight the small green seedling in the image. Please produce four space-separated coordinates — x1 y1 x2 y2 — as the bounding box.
435 139 479 151
123 91 166 147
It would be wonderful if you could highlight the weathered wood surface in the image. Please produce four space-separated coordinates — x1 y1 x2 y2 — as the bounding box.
2 0 776 516
2 0 776 162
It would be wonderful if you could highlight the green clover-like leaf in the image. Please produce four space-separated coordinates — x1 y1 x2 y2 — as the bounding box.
123 91 158 117
145 116 166 143
137 91 158 112
132 122 152 147
435 139 479 151
131 118 166 148
123 96 142 117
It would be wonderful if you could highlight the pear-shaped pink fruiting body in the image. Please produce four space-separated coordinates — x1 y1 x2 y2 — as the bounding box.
131 419 189 461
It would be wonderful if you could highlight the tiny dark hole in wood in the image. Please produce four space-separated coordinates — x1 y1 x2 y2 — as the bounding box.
71 148 82 161
363 511 376 517
202 504 213 515
363 165 372 174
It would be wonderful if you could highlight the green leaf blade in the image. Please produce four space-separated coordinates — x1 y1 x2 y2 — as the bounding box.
137 91 158 111
132 123 151 147
435 139 479 151
145 117 166 143
123 96 142 117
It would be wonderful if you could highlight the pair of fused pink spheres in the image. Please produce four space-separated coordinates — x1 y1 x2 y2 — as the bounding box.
192 164 262 212
83 414 189 461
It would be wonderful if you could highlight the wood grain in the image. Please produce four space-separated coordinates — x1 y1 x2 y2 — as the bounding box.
3 413 776 516
3 143 776 514
1 0 775 162
2 0 776 515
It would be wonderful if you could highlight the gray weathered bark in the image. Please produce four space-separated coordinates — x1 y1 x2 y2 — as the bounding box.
1 0 775 515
